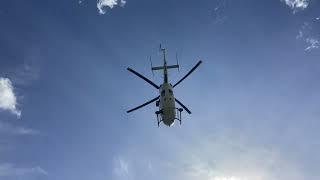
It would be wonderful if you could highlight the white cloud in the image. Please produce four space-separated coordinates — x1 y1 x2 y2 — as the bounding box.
0 78 21 117
97 0 126 14
0 163 47 177
281 0 309 13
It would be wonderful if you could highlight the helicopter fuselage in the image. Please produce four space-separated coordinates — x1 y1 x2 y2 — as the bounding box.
158 83 176 126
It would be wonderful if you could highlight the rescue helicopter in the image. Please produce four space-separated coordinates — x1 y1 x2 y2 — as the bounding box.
127 45 202 127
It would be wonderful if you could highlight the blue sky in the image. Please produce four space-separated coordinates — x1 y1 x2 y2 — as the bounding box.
0 0 319 180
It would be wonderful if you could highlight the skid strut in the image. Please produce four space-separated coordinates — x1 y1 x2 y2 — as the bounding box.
176 108 183 125
155 110 162 127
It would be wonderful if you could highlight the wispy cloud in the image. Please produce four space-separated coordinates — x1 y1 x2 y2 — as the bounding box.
11 54 41 86
0 163 47 177
161 133 305 180
97 0 126 14
296 19 320 51
0 122 39 135
179 138 279 180
113 156 130 179
281 0 309 13
0 78 21 118
305 38 319 51
211 0 228 24
111 153 156 180
13 126 39 135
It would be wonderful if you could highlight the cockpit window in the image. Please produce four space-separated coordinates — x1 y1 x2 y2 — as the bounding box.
161 90 165 96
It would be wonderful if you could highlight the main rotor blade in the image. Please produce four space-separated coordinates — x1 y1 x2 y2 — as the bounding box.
127 68 159 89
127 96 160 113
173 60 202 88
175 98 191 114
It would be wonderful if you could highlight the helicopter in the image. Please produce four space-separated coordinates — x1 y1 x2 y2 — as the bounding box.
127 45 202 127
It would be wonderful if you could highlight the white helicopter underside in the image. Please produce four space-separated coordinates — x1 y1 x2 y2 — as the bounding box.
158 83 176 126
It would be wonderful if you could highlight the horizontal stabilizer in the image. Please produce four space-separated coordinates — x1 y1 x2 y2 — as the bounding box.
152 65 179 71
151 66 163 70
167 65 179 69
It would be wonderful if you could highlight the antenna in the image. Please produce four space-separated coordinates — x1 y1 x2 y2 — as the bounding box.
159 43 166 65
159 43 165 52
149 56 154 76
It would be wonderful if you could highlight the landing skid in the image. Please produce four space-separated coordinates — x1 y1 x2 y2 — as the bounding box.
155 110 162 127
175 108 183 125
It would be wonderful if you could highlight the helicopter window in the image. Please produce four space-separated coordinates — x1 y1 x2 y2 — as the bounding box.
161 90 165 96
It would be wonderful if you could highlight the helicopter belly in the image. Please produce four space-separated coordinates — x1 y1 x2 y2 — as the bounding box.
161 98 176 126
